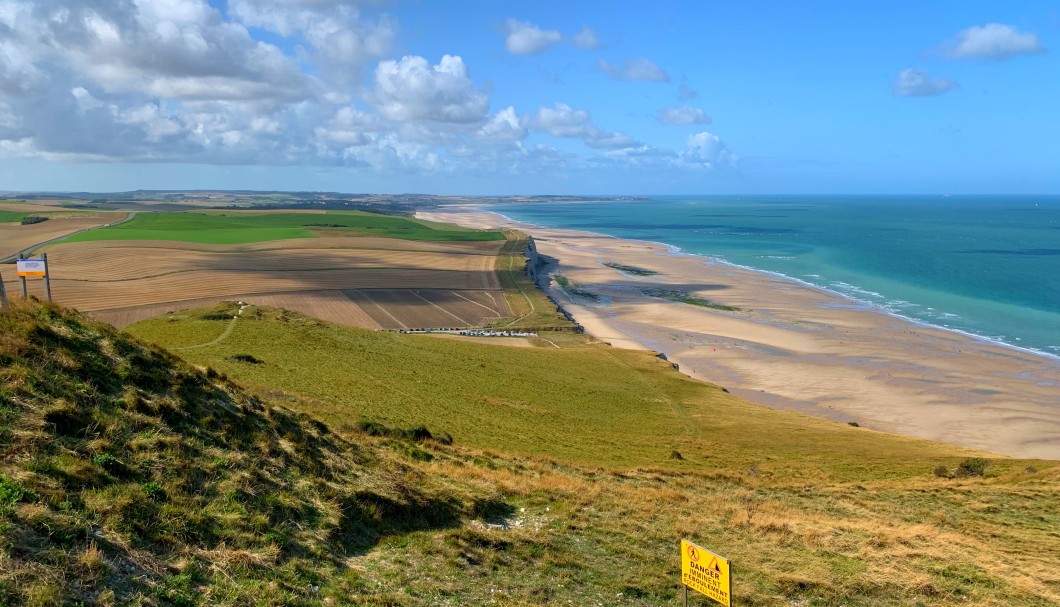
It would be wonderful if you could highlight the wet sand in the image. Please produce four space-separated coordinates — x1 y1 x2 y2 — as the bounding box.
419 206 1060 460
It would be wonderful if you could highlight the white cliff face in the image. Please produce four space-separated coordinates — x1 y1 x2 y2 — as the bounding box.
525 236 539 282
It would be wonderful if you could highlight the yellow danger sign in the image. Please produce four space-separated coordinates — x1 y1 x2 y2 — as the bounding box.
681 539 731 606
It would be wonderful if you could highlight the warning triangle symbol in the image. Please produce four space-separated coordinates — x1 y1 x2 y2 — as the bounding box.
708 557 720 572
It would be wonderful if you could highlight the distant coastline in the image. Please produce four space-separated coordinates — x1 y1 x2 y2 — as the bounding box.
419 205 1060 460
485 196 1060 359
483 203 1060 364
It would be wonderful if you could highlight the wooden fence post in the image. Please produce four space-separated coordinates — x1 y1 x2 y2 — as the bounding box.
42 253 52 302
0 265 8 309
18 254 27 299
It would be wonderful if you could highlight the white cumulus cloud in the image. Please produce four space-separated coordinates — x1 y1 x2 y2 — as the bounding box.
532 103 638 149
478 107 528 143
0 1 738 179
371 55 490 124
572 27 601 50
598 58 670 82
658 107 712 125
228 0 396 86
944 23 1046 61
504 19 563 55
891 68 957 97
683 131 737 170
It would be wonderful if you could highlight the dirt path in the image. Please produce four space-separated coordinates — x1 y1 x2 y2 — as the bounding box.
0 212 136 263
173 302 249 351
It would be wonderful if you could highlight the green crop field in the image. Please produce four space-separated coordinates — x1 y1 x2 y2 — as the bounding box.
0 211 30 223
62 210 506 244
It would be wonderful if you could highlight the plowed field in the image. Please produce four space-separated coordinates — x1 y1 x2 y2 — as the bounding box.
5 237 510 329
345 289 509 329
0 215 118 260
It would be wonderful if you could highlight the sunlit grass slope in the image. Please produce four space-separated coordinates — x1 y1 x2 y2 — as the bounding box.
62 210 505 244
133 304 1005 479
4 300 1058 606
123 304 1060 607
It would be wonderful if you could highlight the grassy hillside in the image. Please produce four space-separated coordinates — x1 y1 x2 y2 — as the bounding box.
62 211 505 244
124 303 1060 606
4 300 1058 606
129 303 989 478
0 300 501 605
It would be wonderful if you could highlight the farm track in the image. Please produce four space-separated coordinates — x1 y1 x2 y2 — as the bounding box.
0 215 124 262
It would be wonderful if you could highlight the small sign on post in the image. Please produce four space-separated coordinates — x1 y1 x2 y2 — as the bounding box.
15 256 52 302
680 539 732 606
16 258 47 277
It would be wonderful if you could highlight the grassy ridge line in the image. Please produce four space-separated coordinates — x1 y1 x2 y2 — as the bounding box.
62 211 506 245
125 303 1060 606
490 229 574 330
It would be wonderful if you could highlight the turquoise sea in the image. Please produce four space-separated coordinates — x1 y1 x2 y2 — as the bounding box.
491 196 1060 358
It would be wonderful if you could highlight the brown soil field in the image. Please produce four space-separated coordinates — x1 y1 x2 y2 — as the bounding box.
198 208 328 214
415 333 536 348
0 215 117 260
7 238 510 329
0 202 71 213
92 290 382 329
45 246 496 280
47 237 505 256
345 289 510 329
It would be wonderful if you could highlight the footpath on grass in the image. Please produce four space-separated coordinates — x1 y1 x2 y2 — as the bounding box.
172 301 251 350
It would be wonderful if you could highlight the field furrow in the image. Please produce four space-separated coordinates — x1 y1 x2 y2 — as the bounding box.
4 225 513 330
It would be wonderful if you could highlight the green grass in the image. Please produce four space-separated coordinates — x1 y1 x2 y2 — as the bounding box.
0 211 30 223
643 288 741 311
62 210 505 244
5 300 1059 606
0 300 500 605
122 303 1060 607
489 229 575 331
130 304 997 480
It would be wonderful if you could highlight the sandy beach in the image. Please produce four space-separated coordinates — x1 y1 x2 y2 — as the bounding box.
419 206 1060 460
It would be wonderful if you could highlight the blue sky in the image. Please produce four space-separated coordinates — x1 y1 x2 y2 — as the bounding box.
0 0 1056 194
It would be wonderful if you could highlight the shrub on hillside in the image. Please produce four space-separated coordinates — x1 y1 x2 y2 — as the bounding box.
954 458 990 478
226 353 263 364
355 420 449 444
